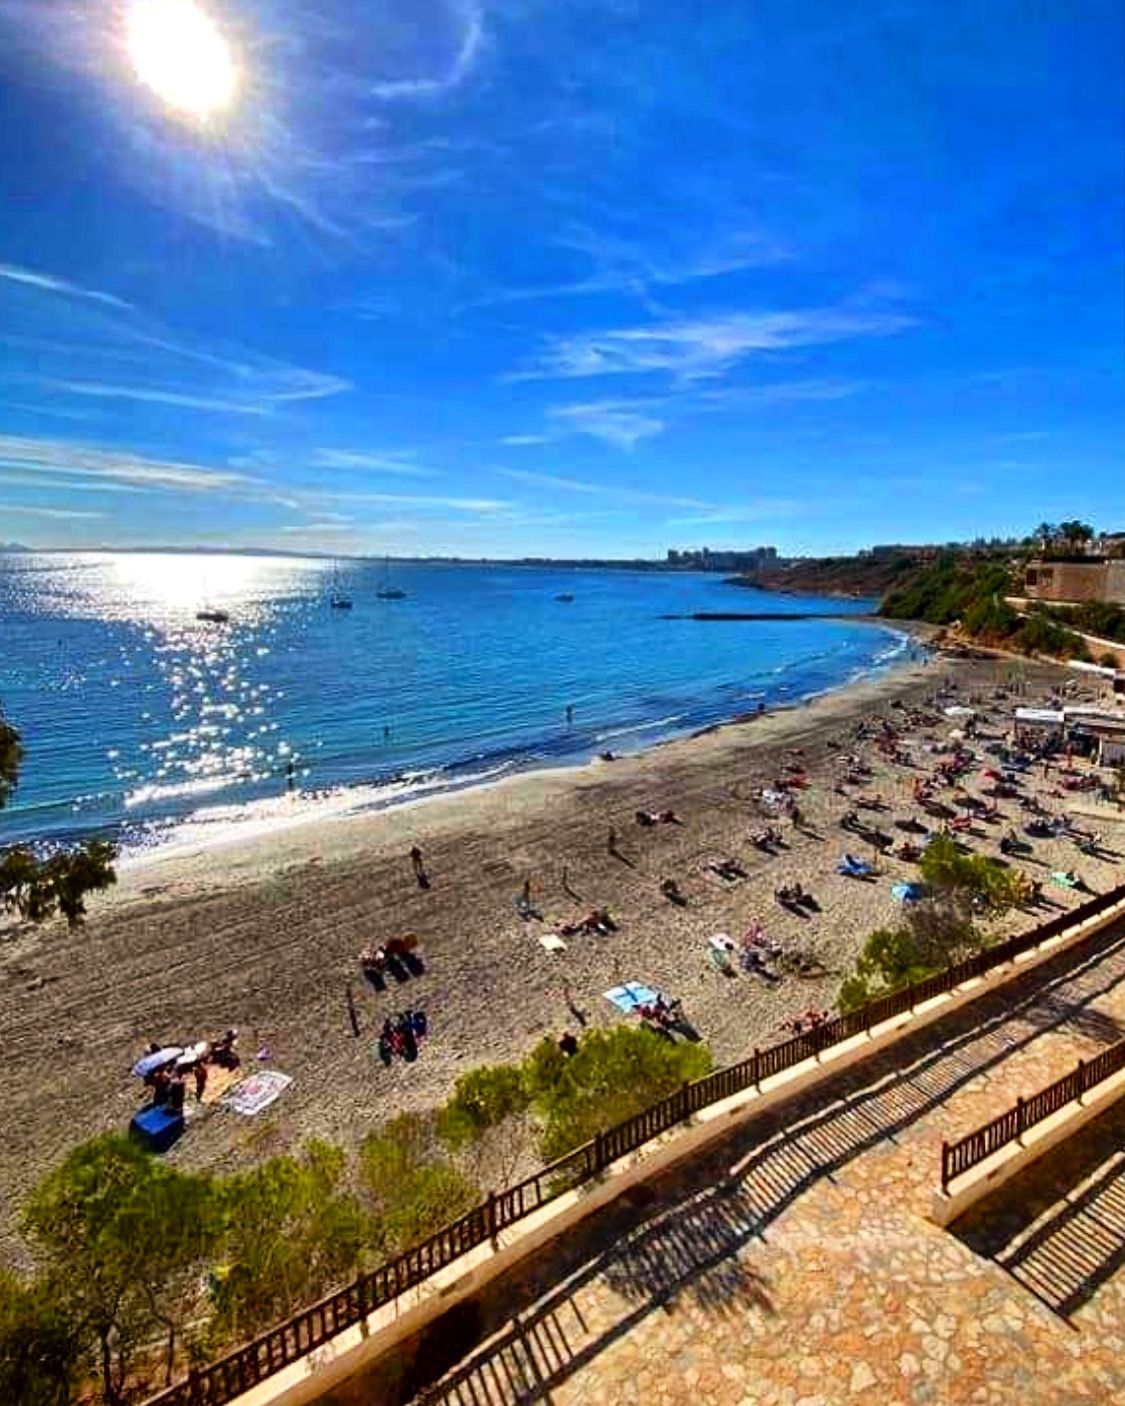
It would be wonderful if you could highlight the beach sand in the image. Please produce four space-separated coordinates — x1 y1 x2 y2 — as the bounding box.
1 649 1121 1260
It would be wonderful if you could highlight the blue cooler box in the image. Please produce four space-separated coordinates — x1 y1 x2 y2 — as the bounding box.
130 1104 185 1153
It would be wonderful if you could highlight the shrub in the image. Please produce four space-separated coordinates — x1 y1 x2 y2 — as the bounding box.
528 1026 712 1162
437 1064 530 1150
360 1114 479 1252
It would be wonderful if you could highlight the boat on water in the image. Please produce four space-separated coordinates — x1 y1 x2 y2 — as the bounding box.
376 556 406 600
195 607 230 624
555 593 575 602
329 561 353 610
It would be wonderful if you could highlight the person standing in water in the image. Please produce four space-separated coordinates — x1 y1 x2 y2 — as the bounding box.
565 704 574 727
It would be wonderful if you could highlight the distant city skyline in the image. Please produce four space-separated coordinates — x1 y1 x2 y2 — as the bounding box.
0 0 1121 557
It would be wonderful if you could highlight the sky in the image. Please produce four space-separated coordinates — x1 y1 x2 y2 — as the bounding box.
0 0 1121 559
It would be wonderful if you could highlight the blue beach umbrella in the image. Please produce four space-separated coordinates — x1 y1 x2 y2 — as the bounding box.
132 1046 183 1078
891 882 925 904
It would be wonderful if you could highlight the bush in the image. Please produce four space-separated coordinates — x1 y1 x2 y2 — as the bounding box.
22 1134 221 1403
0 1269 79 1406
214 1141 367 1339
528 1026 712 1162
437 1064 531 1150
360 1114 479 1252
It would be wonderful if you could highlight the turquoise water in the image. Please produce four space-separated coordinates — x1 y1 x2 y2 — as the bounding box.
0 552 908 853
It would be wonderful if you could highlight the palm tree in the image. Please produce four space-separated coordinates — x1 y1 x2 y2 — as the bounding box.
1033 522 1057 552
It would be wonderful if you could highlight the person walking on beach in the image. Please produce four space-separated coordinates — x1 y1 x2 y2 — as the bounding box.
607 826 617 855
410 845 428 887
285 758 295 792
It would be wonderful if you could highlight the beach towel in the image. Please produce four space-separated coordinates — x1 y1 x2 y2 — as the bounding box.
538 933 567 953
1049 871 1079 889
221 1070 293 1117
604 981 659 1012
891 882 924 903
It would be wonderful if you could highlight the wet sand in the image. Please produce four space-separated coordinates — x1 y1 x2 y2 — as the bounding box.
1 649 1121 1261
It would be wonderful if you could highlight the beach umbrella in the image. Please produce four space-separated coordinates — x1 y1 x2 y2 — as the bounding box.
175 1041 209 1068
132 1046 183 1078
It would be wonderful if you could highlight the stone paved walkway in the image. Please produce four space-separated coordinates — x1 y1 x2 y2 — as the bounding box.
412 929 1125 1406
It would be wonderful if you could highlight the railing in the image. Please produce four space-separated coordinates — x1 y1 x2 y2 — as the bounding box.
941 1035 1125 1189
149 882 1125 1406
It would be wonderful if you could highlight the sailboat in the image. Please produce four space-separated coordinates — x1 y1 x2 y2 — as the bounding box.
196 575 230 623
329 562 353 610
375 556 406 600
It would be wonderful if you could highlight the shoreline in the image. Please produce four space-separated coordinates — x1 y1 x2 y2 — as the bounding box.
7 641 1113 1262
108 638 923 903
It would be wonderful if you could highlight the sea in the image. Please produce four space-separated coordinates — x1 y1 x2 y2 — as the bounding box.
0 552 913 857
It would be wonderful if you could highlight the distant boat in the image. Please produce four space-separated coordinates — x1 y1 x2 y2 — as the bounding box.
195 608 230 624
329 562 353 610
555 593 575 603
376 557 406 600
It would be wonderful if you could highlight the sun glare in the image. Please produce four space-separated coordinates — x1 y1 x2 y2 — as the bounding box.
126 0 238 119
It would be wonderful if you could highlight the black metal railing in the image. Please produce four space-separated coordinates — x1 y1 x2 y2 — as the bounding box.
941 1034 1125 1189
149 882 1125 1406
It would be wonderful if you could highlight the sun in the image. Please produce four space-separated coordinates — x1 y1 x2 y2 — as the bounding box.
125 0 238 119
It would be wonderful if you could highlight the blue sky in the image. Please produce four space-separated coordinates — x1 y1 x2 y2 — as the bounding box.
0 0 1121 557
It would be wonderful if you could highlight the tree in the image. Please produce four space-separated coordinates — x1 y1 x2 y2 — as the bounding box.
437 1064 531 1150
22 1135 220 1405
0 707 116 926
1057 519 1094 553
0 1268 80 1406
525 1026 712 1162
359 1114 479 1253
1033 522 1057 551
213 1141 368 1340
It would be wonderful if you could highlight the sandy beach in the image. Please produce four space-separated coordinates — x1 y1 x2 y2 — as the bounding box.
1 648 1122 1261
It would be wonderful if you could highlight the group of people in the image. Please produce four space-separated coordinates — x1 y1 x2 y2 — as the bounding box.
141 1029 240 1112
377 1010 428 1065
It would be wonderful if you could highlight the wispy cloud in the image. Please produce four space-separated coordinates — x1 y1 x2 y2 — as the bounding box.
511 305 915 383
0 434 260 496
369 2 484 99
309 448 436 477
547 399 666 449
494 467 710 511
664 500 801 527
0 501 106 520
313 488 510 514
0 262 130 310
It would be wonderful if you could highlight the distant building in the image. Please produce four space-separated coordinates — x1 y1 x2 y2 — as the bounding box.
666 545 779 572
1021 559 1125 605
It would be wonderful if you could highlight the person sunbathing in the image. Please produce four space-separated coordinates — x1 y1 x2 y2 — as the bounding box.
660 877 686 905
707 858 746 881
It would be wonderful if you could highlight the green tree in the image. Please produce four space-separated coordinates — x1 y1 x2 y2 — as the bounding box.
0 1268 80 1406
436 1064 531 1150
214 1141 367 1340
526 1026 712 1162
359 1114 479 1253
1033 521 1057 551
0 707 116 925
22 1134 220 1405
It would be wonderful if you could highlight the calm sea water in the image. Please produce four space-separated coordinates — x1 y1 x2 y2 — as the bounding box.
0 552 909 854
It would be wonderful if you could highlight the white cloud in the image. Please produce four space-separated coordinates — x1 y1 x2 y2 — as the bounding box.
511 306 915 383
313 488 510 513
494 467 710 510
548 399 665 449
0 501 106 519
0 434 260 496
0 262 130 310
310 448 436 476
370 2 484 99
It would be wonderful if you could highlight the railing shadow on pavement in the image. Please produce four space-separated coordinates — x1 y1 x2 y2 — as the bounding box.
402 929 1125 1406
953 1100 1125 1322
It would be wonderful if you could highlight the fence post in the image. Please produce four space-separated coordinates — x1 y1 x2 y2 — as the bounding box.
593 1128 606 1172
1016 1095 1026 1141
486 1189 499 1247
1076 1057 1085 1102
188 1367 204 1406
940 1141 950 1191
679 1080 691 1122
